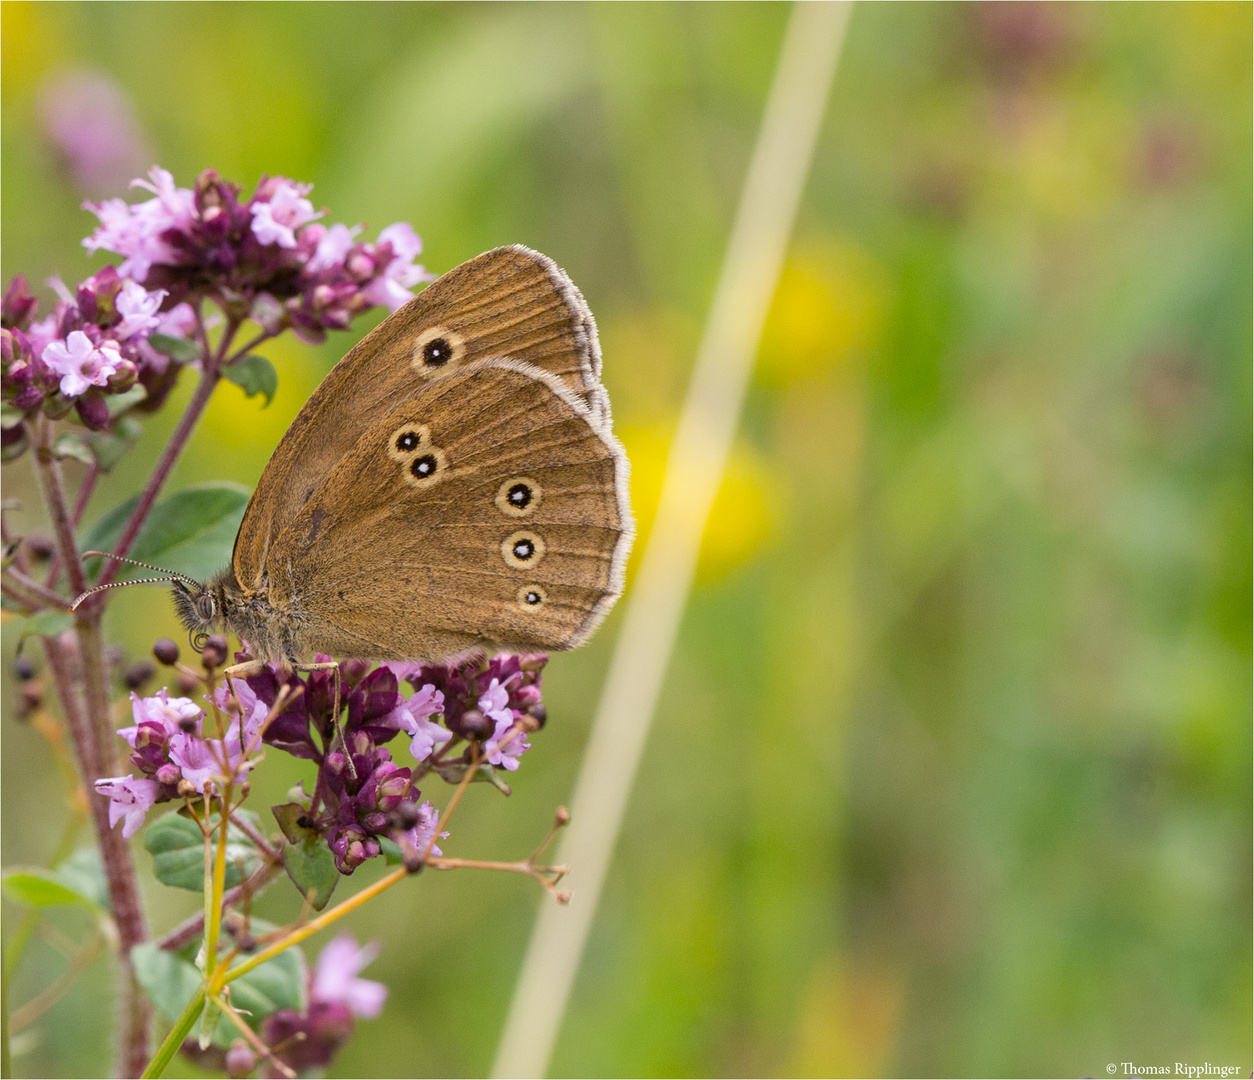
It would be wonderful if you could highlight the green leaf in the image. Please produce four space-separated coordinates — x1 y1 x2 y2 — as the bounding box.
148 333 201 363
230 945 306 1019
223 355 277 408
435 760 512 796
143 813 263 892
133 939 306 1049
52 432 93 466
80 482 250 584
282 835 339 911
2 867 98 909
378 837 404 865
271 802 311 845
12 611 73 650
56 848 110 911
105 384 147 418
132 942 205 1027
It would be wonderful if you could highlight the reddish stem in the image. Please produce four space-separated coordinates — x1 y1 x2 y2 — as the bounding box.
43 633 151 1077
97 321 238 589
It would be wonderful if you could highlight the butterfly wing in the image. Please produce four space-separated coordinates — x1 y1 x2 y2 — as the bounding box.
260 358 632 661
232 246 607 593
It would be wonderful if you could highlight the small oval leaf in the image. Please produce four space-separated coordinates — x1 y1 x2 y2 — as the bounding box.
143 813 263 892
282 836 339 911
223 354 278 408
15 611 74 649
148 333 201 363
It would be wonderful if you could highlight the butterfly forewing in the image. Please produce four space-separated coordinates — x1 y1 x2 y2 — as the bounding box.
232 246 606 594
260 359 631 661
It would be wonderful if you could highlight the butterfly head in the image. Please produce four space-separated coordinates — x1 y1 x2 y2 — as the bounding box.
171 578 223 652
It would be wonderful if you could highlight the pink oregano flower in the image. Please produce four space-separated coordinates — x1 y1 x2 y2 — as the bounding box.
385 683 450 762
41 330 123 396
311 935 388 1019
93 776 161 838
479 678 530 771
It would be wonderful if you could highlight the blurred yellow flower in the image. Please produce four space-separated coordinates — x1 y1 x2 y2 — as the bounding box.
618 423 775 586
757 237 887 388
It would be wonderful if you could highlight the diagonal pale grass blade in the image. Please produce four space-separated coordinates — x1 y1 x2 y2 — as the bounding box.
491 4 854 1077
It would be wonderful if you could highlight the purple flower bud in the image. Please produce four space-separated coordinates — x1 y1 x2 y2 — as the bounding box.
105 357 138 391
73 388 110 430
155 763 181 786
152 638 179 665
224 1039 256 1079
2 277 37 331
1 422 28 460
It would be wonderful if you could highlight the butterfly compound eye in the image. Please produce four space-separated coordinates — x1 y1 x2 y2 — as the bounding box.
411 326 466 375
194 594 215 621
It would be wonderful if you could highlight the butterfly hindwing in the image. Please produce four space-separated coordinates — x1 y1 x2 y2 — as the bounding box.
232 246 606 595
260 359 631 661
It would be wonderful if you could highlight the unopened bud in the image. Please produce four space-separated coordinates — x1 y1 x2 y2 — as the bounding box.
176 670 200 695
555 889 572 905
224 1038 256 1078
24 534 55 561
105 359 137 392
152 638 180 665
14 655 36 681
526 702 547 729
201 635 228 669
124 660 155 690
403 848 425 873
554 805 570 827
459 708 492 741
177 713 198 733
176 779 197 798
156 764 181 786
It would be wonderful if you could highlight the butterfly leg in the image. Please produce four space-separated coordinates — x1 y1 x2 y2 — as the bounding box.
219 659 269 721
294 660 355 780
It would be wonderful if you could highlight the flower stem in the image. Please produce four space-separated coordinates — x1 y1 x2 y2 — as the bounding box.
0 569 68 612
43 632 151 1076
204 795 231 980
97 320 237 589
139 984 205 1080
217 867 408 988
27 416 87 600
156 862 281 952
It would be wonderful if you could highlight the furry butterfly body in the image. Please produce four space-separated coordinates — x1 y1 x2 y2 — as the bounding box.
172 246 632 666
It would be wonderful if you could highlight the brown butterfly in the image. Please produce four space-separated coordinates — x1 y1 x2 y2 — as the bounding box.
88 247 632 672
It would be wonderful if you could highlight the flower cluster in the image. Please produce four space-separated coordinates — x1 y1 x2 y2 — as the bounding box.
2 268 192 430
94 652 547 874
93 686 263 837
395 652 548 771
2 165 430 459
84 166 430 342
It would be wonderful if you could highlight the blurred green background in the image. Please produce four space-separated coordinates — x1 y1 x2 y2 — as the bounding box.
2 2 1250 1077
